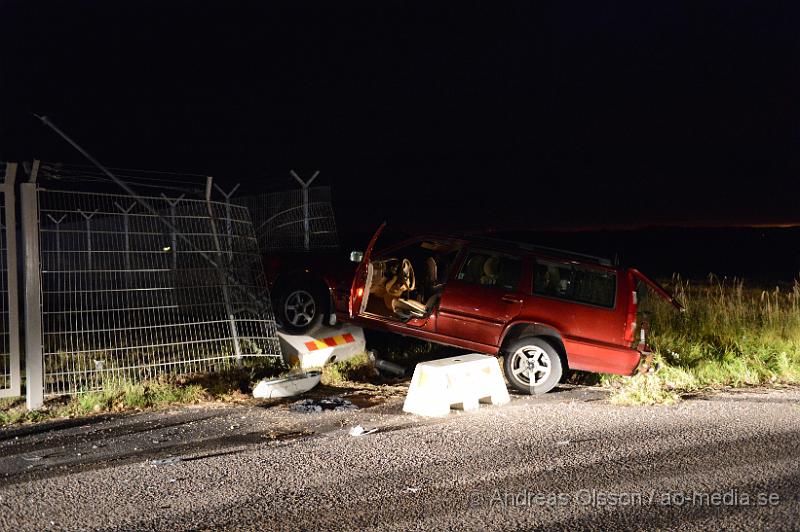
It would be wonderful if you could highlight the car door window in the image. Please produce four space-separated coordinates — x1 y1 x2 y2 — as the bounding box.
456 251 522 290
533 260 616 308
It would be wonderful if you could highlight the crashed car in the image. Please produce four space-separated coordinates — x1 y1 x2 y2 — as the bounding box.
334 224 682 394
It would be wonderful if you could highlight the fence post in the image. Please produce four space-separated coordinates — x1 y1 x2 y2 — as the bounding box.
114 202 136 271
213 183 240 261
1 163 21 398
161 194 185 271
205 177 242 365
78 209 98 271
21 181 44 409
290 170 319 251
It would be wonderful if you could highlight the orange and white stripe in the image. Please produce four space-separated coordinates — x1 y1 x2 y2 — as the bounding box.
304 333 356 352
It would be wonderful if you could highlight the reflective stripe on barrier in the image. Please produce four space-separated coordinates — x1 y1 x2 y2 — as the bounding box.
304 333 356 352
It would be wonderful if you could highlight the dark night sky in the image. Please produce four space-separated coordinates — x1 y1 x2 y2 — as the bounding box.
2 1 800 235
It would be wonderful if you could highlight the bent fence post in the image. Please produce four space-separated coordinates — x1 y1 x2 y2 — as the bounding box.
205 177 242 365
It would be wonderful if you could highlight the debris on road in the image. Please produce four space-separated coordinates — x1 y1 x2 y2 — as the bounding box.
290 396 359 413
348 425 378 436
151 457 183 466
368 351 406 377
253 370 322 399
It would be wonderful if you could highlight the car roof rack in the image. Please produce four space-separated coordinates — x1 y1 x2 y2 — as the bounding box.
466 236 614 267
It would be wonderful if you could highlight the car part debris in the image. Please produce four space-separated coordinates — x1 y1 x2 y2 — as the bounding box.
290 396 358 413
348 425 378 436
252 370 322 399
368 351 406 377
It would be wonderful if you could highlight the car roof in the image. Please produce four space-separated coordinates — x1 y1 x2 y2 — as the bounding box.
417 233 615 268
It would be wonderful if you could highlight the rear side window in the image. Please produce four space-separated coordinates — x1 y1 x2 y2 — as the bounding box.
457 251 522 290
533 260 616 308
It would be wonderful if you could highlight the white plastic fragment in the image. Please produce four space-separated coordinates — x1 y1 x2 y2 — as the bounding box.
252 370 322 399
348 425 378 436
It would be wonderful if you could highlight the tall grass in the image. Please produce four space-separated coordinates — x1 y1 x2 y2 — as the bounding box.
607 274 800 404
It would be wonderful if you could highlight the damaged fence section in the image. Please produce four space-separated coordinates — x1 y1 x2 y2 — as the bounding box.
239 183 338 252
21 163 281 406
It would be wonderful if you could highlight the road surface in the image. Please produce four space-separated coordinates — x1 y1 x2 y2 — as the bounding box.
1 385 799 530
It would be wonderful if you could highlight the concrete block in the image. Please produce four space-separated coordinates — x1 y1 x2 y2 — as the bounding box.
278 324 366 370
403 353 510 417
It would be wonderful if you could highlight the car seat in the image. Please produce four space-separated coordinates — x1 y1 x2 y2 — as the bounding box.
464 254 486 284
481 256 500 286
394 257 444 319
425 257 444 293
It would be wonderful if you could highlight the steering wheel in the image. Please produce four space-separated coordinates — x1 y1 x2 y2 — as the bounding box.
386 258 416 296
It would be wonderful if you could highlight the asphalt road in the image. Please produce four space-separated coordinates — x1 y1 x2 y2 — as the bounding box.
1 385 799 531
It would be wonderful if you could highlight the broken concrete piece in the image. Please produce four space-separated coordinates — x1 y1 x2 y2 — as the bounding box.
252 370 322 399
278 325 366 369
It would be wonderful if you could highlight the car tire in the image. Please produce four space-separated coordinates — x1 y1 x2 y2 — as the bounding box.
502 336 564 395
276 285 326 335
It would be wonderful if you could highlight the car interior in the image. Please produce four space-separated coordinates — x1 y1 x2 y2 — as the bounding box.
361 240 461 321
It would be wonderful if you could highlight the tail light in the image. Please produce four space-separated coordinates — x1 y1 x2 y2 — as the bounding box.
624 289 637 344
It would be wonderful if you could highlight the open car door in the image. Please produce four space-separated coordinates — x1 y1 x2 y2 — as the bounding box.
629 268 684 311
349 222 386 318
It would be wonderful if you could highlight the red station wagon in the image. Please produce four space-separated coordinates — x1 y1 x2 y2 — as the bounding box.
333 224 682 394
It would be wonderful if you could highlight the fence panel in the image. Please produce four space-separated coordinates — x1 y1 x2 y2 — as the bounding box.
240 186 339 252
0 163 20 398
32 185 280 397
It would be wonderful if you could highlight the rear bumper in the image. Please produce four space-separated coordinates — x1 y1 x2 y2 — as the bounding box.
563 337 643 376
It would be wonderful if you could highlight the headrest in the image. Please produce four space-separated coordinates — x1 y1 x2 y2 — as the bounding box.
483 256 500 277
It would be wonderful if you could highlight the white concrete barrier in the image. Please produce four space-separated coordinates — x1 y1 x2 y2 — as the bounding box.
403 353 510 417
278 324 366 369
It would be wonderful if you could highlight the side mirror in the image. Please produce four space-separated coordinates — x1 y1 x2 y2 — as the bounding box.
350 250 364 263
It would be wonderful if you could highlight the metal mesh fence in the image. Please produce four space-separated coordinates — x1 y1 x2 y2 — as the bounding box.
239 186 338 252
36 184 280 396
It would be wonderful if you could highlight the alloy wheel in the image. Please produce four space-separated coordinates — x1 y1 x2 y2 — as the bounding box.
284 290 316 327
510 345 552 388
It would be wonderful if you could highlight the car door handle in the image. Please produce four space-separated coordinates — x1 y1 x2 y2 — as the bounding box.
501 295 523 304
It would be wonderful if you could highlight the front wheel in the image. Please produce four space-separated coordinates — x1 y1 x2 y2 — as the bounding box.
277 287 325 335
503 337 564 395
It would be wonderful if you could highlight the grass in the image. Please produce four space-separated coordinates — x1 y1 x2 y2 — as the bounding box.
606 274 800 404
0 358 292 427
321 352 377 385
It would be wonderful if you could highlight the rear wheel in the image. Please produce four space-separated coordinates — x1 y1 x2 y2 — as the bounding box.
277 286 326 335
503 336 563 395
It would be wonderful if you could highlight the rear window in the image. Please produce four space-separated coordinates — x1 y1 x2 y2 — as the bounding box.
533 260 616 308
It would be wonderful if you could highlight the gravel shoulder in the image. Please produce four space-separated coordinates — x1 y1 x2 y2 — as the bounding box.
1 385 799 531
